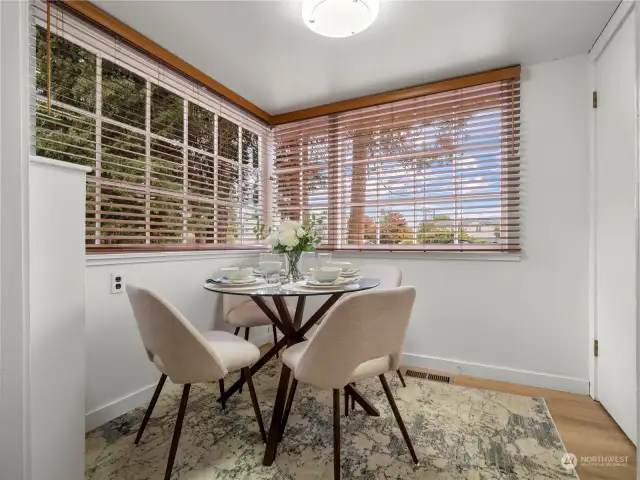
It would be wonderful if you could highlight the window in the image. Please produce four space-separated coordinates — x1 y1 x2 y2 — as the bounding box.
274 78 521 253
32 1 269 252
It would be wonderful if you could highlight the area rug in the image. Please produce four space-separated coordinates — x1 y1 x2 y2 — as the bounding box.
86 361 577 479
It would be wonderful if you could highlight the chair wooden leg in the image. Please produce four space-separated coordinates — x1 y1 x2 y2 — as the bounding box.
134 374 167 445
344 388 349 417
233 327 240 336
333 389 341 479
378 373 418 464
239 328 250 394
273 327 279 358
243 367 267 443
218 379 226 410
397 369 407 388
351 383 355 410
164 384 191 480
279 378 298 441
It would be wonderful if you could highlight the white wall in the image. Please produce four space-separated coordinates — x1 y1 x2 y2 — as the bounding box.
85 53 591 429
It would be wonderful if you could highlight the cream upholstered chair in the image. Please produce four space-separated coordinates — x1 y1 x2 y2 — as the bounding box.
126 285 266 480
279 287 418 479
343 265 407 416
358 264 407 385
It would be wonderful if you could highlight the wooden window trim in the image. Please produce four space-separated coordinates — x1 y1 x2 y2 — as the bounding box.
271 66 521 125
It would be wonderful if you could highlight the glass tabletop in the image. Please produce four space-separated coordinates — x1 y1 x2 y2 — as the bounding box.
203 277 381 296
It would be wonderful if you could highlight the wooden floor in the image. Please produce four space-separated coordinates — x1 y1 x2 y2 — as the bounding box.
408 368 637 480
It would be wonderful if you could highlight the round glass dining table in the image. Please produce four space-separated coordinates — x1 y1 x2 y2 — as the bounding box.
203 277 381 465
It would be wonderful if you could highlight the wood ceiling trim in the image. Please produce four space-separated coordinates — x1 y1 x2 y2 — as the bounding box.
60 0 273 124
271 66 522 125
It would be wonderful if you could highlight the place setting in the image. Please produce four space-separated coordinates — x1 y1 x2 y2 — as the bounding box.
281 255 364 293
206 266 268 290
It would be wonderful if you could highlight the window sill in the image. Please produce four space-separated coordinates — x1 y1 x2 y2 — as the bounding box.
329 250 523 262
86 249 267 266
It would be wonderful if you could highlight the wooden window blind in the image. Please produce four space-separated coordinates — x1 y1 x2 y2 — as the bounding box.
31 1 270 252
274 75 521 253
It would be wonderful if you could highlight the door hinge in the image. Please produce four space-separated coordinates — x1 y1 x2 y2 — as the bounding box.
593 91 598 108
594 339 599 357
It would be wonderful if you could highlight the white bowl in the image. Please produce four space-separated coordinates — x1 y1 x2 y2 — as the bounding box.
312 266 342 283
221 266 253 281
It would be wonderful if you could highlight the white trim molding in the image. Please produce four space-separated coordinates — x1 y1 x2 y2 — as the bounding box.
30 155 92 173
0 1 33 478
85 382 161 433
402 352 590 395
86 249 265 266
331 251 522 262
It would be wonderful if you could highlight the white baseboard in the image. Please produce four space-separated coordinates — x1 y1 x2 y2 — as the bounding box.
402 352 590 395
85 382 162 432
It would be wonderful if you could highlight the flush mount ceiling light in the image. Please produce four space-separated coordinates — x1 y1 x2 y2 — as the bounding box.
302 0 380 38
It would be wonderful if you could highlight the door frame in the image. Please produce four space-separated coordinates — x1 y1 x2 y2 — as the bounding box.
588 1 639 423
0 1 32 478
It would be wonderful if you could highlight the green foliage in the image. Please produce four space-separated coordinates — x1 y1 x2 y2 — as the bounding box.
188 103 215 154
218 116 239 160
151 85 184 141
102 59 146 129
417 215 458 244
36 27 96 112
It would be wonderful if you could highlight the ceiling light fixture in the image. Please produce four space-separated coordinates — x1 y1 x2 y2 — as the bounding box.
302 0 380 38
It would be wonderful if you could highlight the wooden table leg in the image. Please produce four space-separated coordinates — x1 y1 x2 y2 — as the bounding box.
262 364 292 465
263 295 304 465
293 296 306 328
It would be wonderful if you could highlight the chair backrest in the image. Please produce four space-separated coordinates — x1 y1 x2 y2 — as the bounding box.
126 284 227 384
294 286 416 389
358 264 402 288
222 293 252 318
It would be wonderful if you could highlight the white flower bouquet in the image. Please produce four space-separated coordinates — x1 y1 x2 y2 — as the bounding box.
256 215 322 280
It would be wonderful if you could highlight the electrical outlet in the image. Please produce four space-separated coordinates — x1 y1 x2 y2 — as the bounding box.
110 273 124 294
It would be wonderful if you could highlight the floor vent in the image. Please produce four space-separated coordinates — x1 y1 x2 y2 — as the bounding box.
405 370 453 384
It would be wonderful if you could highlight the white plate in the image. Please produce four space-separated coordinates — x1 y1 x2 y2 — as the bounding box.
282 281 360 292
340 269 360 277
216 277 260 286
305 278 357 287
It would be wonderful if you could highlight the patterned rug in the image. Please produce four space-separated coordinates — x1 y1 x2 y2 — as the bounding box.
86 361 577 479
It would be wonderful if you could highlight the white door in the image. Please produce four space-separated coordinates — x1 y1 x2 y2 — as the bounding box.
595 8 637 445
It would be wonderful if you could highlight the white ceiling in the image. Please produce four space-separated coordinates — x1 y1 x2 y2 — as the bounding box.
94 0 617 115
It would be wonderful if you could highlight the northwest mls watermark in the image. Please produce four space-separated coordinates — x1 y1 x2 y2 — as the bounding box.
562 453 630 469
